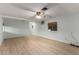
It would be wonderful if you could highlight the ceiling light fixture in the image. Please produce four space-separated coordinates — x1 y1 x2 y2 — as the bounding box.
35 15 42 19
35 11 44 19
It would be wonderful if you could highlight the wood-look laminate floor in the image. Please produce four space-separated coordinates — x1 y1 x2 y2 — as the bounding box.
0 35 79 55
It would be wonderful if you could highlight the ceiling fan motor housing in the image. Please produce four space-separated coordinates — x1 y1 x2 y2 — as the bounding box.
36 11 44 16
37 12 41 16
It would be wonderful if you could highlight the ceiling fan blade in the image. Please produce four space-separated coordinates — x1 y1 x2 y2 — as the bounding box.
26 15 37 21
45 13 67 20
45 15 60 20
41 3 60 11
27 15 45 22
11 3 35 12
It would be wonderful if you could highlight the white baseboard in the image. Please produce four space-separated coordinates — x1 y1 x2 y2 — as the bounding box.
33 33 70 44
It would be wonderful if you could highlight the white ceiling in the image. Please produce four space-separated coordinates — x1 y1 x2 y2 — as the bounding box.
1 3 79 21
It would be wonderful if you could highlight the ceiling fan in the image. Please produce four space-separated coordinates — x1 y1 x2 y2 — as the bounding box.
35 7 48 19
26 4 57 20
12 3 60 21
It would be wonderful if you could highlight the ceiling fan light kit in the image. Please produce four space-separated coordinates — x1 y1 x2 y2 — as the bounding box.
35 15 42 19
35 11 45 19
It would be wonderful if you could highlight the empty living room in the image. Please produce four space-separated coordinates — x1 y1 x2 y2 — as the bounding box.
0 3 79 55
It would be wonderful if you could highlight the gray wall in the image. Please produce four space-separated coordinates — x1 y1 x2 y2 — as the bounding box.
30 17 70 43
30 15 79 45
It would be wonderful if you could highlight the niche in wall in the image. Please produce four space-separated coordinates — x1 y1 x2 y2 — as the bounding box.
48 22 57 31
